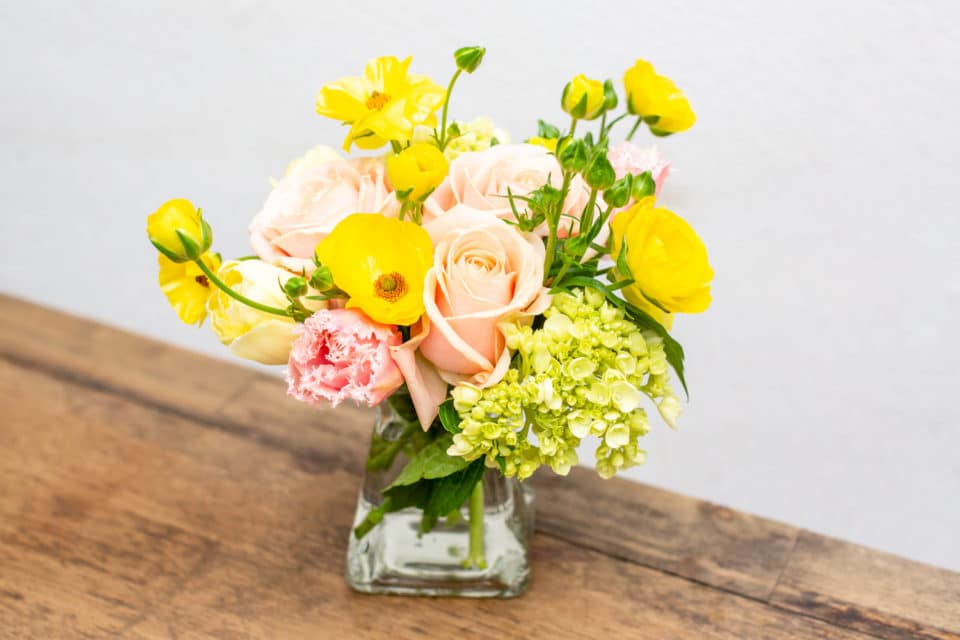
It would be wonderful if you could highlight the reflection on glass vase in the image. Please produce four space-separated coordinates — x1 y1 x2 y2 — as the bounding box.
345 400 534 598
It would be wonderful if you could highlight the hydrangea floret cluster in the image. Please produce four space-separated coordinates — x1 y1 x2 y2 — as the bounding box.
448 288 680 480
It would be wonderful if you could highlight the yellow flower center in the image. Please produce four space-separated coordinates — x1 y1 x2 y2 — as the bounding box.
365 91 390 110
374 272 408 302
194 275 210 288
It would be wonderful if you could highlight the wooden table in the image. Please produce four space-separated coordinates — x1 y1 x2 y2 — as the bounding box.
0 294 957 639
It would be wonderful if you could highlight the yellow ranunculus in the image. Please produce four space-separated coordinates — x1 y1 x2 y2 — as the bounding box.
316 56 446 151
610 199 712 326
157 251 221 326
147 198 211 262
315 213 433 325
208 259 304 364
562 74 606 120
527 136 557 153
623 60 696 135
386 142 449 201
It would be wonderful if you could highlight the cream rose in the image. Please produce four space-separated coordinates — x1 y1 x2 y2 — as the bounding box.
250 151 399 272
425 143 591 233
417 205 551 388
209 259 317 365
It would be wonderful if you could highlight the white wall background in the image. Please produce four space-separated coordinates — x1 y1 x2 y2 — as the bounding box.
2 1 958 570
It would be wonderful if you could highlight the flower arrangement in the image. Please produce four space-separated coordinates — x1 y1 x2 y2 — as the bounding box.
145 46 711 591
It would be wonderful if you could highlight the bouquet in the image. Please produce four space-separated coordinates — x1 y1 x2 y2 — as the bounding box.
145 46 712 594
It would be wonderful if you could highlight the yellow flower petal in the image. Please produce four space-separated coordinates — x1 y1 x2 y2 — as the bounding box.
316 55 445 151
610 199 712 318
315 213 433 325
623 59 695 135
157 252 221 326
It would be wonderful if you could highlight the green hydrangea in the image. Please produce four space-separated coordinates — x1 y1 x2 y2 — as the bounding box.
447 288 681 480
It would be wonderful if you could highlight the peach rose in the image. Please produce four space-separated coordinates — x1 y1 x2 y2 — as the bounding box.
426 143 591 233
391 206 551 429
250 153 399 272
422 206 550 383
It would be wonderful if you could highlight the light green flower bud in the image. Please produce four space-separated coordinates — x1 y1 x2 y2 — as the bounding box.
531 347 553 373
628 332 649 356
567 410 592 438
565 357 597 381
452 384 482 411
543 312 573 338
586 381 611 405
610 379 643 413
584 287 605 308
657 395 682 429
615 352 637 375
454 45 486 73
604 423 631 448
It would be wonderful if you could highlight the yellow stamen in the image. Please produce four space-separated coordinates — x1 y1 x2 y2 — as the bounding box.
365 91 390 110
374 272 407 302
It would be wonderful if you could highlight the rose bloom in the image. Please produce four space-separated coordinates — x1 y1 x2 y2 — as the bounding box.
392 206 550 428
607 141 671 196
426 143 590 233
287 309 404 407
250 150 399 272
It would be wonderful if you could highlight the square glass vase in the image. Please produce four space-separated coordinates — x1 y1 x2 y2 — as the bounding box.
345 403 534 598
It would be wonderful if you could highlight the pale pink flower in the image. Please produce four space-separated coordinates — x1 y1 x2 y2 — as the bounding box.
287 309 403 408
250 156 400 273
425 143 591 233
607 141 671 196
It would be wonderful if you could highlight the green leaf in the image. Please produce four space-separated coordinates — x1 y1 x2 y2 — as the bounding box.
385 434 468 490
615 239 633 280
438 399 462 434
425 459 486 516
537 119 560 139
353 480 433 539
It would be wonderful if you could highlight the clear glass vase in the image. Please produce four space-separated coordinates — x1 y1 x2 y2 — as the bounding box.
345 401 534 597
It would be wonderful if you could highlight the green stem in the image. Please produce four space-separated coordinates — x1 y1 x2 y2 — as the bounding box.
605 112 628 135
466 479 486 569
437 68 463 150
366 420 418 471
598 111 608 140
542 170 573 280
569 116 578 137
626 116 643 141
193 259 292 318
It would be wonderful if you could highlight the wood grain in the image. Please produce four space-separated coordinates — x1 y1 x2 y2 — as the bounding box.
1 293 958 639
771 532 960 640
0 358 870 640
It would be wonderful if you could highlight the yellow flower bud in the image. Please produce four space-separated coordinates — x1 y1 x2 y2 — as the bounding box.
386 142 449 201
610 199 713 317
147 198 211 262
623 59 696 135
561 74 606 120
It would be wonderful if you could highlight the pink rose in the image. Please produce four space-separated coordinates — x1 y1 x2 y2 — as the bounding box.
250 156 399 272
426 143 591 233
607 141 671 196
287 309 403 407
